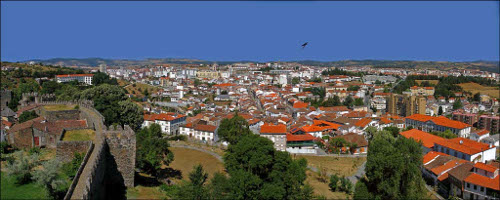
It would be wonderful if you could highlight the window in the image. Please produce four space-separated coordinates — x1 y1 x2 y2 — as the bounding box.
480 186 484 192
474 185 477 190
467 183 470 188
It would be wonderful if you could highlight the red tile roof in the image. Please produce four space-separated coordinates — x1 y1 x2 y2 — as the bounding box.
213 83 236 87
464 173 500 190
144 113 185 121
354 118 372 128
435 137 495 155
260 123 287 134
293 101 309 109
473 162 498 173
194 124 217 132
423 151 448 164
400 129 446 149
406 114 471 130
286 133 315 142
56 74 94 78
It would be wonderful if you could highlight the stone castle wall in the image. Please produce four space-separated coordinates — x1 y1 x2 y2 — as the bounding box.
105 125 136 188
56 141 92 163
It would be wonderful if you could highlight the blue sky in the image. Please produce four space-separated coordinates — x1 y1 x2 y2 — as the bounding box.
1 1 499 62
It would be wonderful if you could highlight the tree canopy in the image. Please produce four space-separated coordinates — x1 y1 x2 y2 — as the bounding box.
136 123 174 176
217 113 252 144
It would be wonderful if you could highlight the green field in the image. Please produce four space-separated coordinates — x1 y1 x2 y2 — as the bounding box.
62 129 95 141
0 172 49 199
43 104 76 111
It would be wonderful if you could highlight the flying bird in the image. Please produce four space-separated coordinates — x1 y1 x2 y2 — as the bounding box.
301 42 308 49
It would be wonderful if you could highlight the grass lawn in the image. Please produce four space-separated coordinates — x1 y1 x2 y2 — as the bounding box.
166 147 225 183
62 129 95 141
458 82 500 99
117 79 130 87
1 172 49 199
416 80 439 85
126 185 167 200
296 155 366 177
305 170 350 199
43 104 76 111
170 140 226 157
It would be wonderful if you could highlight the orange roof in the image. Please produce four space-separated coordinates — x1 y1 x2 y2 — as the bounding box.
464 173 500 190
354 118 372 128
405 114 471 130
213 83 236 87
56 74 94 78
423 151 448 164
260 123 287 134
286 133 315 142
144 113 185 121
379 117 392 124
435 138 495 155
473 162 498 173
474 129 490 136
400 129 446 149
431 159 468 176
293 101 309 109
194 124 217 132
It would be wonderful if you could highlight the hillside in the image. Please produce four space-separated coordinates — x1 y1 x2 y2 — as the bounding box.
19 58 500 73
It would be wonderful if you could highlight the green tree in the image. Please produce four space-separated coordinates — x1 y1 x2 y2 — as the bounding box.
177 164 209 199
217 113 252 144
329 174 339 191
340 176 352 194
92 72 118 86
383 126 400 138
136 124 174 176
18 111 39 123
473 92 481 102
6 151 39 184
343 96 354 108
292 77 300 85
41 81 59 94
453 99 463 110
354 98 364 106
354 179 372 200
118 100 144 131
364 130 426 199
31 159 69 200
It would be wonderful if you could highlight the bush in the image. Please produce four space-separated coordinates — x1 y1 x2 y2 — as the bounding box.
6 151 40 185
353 179 371 200
159 183 181 197
329 174 339 191
28 147 40 155
74 105 79 110
61 152 85 179
340 176 352 194
168 135 187 141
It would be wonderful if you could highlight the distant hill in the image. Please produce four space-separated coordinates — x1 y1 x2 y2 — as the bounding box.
25 58 499 73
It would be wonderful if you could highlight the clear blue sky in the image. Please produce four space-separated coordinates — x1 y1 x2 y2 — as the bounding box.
1 1 499 62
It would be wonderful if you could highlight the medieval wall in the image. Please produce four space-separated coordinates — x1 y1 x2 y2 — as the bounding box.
42 109 80 122
56 141 92 163
104 125 136 188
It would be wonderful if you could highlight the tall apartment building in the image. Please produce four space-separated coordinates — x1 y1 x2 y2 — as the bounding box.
388 93 426 117
478 115 500 134
452 112 479 126
196 70 219 79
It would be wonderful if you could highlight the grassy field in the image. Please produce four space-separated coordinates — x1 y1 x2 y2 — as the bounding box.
62 129 95 141
167 147 225 182
43 104 76 111
458 82 500 99
296 155 366 177
305 170 350 199
1 172 49 199
416 80 439 85
117 79 130 87
124 82 160 98
126 185 167 200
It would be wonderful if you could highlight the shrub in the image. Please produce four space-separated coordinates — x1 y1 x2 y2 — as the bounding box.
160 184 181 197
353 179 371 200
74 105 79 110
6 151 40 185
28 147 40 155
340 176 353 194
168 135 187 141
329 174 339 191
61 152 85 179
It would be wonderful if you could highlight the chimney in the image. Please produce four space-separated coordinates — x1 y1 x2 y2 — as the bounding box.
459 140 463 144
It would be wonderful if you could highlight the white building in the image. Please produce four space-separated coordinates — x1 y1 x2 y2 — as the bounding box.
434 138 496 163
56 74 94 85
142 113 186 135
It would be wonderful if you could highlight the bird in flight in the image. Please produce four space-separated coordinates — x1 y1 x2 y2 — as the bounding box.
301 42 308 49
